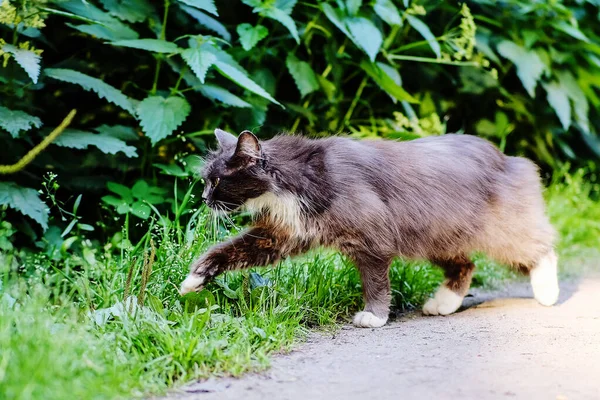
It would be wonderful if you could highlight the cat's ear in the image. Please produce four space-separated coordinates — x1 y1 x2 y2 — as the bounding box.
234 131 261 164
214 128 237 148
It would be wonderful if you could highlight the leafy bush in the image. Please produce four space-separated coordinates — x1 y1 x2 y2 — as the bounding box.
1 0 598 241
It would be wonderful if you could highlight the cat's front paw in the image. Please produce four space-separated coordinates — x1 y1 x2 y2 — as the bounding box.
422 286 464 316
352 311 388 328
179 273 207 295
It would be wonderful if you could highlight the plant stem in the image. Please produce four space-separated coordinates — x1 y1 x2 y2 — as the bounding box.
151 0 170 95
387 54 480 66
389 35 447 54
343 77 368 127
0 110 77 174
172 66 187 94
383 25 401 50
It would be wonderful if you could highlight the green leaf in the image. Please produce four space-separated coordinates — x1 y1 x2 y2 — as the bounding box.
286 54 319 97
45 68 136 115
178 0 218 16
137 96 191 145
58 1 139 40
78 223 95 232
552 21 590 43
0 107 42 138
475 32 500 65
53 129 138 157
1 44 41 84
154 163 188 177
213 61 282 107
360 60 418 103
373 0 402 26
131 180 149 199
542 81 571 130
322 3 351 37
94 125 138 141
240 0 262 7
99 0 154 23
556 70 589 132
262 7 299 44
116 203 130 214
242 0 298 43
66 22 139 41
110 39 180 53
198 84 252 108
497 41 546 98
39 6 103 24
107 182 133 203
173 59 253 107
182 290 215 312
180 6 231 41
101 195 127 208
406 15 441 59
344 17 382 62
236 23 269 51
146 293 164 314
0 182 48 231
274 0 297 14
130 201 151 219
346 0 362 15
181 46 217 83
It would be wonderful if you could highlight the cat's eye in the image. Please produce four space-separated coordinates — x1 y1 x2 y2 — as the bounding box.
212 177 220 188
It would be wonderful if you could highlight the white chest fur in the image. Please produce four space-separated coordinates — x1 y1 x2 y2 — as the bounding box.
245 192 305 237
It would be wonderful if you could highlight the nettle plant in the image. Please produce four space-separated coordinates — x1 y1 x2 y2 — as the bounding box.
459 0 600 167
0 0 487 242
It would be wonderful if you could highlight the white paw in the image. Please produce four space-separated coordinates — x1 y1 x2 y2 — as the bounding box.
422 286 464 316
179 274 206 295
352 311 388 328
530 251 559 306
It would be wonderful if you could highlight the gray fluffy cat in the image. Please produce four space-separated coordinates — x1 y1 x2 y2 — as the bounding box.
180 129 559 328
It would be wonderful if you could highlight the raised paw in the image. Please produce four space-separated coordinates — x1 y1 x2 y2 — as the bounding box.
179 274 206 295
422 286 464 316
352 311 388 328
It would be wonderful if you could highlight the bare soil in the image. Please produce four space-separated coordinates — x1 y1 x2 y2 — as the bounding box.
168 277 600 400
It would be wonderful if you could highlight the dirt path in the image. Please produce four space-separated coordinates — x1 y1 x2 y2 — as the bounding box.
170 278 600 400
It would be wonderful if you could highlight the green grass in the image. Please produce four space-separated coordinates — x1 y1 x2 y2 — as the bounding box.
1 169 599 400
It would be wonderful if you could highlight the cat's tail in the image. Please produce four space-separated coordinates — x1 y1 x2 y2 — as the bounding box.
473 156 559 306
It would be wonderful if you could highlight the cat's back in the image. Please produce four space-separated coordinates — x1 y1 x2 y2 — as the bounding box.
362 134 505 167
321 134 508 185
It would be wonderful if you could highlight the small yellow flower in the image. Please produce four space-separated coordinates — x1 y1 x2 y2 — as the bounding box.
407 4 426 16
0 0 47 28
0 0 18 26
445 4 476 61
18 40 43 55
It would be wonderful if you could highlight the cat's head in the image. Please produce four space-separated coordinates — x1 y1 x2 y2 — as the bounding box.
200 129 270 212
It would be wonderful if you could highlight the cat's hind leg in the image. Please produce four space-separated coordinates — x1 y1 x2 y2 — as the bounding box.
351 252 392 328
527 249 559 306
423 255 475 316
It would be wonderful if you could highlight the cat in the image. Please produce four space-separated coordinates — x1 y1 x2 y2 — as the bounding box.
180 129 559 328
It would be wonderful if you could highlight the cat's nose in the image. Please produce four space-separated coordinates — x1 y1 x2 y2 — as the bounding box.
202 185 210 201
